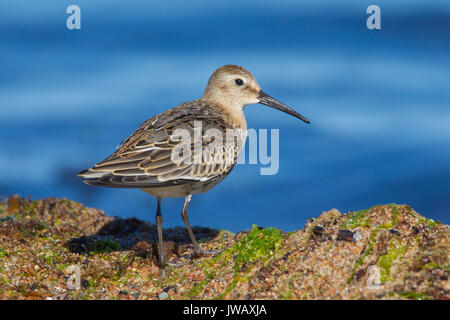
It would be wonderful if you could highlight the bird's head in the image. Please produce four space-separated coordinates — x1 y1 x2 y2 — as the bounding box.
201 64 310 124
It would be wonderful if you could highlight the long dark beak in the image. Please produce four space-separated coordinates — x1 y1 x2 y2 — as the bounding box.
258 91 310 124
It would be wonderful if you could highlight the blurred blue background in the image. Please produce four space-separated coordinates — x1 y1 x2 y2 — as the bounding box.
1 1 449 231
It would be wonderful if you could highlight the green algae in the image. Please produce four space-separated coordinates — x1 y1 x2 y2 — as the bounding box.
346 204 410 286
90 239 120 253
279 274 297 300
378 240 408 283
0 247 6 261
426 219 438 228
406 206 440 228
215 225 284 299
341 209 371 229
417 215 439 229
187 225 285 299
389 204 399 226
422 262 440 271
38 250 63 267
414 249 449 272
390 291 432 300
233 225 284 266
188 273 215 297
346 244 374 285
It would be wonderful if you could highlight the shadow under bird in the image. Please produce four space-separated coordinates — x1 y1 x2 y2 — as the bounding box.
78 64 310 266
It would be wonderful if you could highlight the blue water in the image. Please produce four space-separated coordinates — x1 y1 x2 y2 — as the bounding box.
1 1 449 231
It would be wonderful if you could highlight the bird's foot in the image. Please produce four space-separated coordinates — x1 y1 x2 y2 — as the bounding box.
191 247 224 258
157 256 186 268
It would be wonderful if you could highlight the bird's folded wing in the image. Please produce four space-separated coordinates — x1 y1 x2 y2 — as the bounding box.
78 101 243 188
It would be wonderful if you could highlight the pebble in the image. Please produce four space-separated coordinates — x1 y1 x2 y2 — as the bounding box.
312 226 324 236
0 216 15 223
158 292 169 300
337 229 355 242
352 232 363 242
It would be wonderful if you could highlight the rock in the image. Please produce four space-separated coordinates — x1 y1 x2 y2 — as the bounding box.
7 194 21 214
312 226 324 236
158 292 169 300
352 231 363 242
133 241 153 258
337 229 355 242
0 197 448 300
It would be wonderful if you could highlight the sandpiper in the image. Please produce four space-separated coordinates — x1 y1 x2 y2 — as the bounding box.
78 65 310 266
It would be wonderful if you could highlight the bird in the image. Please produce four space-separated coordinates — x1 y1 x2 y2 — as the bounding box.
78 64 310 266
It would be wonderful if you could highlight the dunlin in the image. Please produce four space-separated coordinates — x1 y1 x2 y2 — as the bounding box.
78 65 310 266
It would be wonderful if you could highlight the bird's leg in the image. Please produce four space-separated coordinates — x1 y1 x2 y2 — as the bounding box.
155 197 184 267
181 194 223 257
155 197 165 264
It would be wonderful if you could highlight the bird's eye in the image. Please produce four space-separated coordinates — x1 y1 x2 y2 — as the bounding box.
235 79 244 86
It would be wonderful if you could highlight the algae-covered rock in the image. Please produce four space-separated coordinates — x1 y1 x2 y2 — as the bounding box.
0 196 448 300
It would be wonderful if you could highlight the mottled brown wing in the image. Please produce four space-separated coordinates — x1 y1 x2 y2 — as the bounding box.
78 100 244 188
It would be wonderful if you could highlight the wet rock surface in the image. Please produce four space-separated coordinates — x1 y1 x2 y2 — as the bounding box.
0 196 448 300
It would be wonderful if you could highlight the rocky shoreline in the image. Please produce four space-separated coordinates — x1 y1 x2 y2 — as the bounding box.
0 195 448 299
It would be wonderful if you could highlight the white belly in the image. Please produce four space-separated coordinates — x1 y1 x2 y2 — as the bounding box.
140 176 225 198
141 184 191 198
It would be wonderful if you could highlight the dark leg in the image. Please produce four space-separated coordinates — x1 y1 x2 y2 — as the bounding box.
155 197 165 265
155 197 184 267
181 194 222 257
